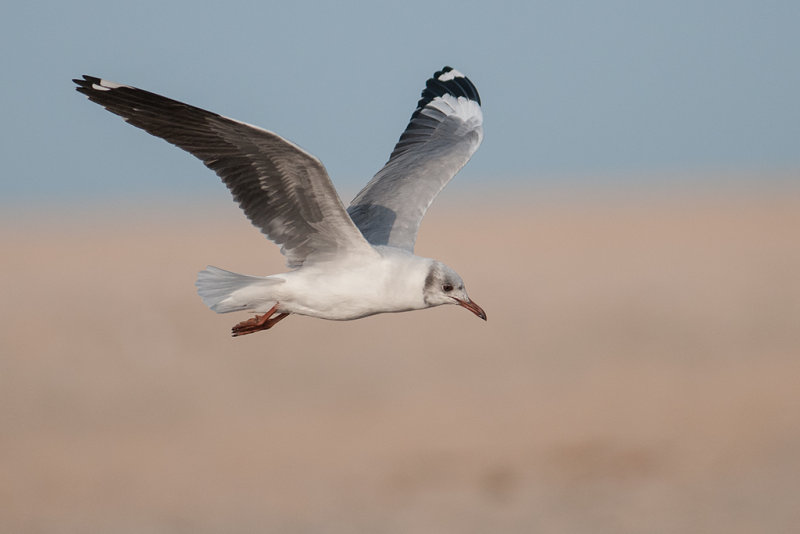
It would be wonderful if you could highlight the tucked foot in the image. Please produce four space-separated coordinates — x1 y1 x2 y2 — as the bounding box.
231 304 290 336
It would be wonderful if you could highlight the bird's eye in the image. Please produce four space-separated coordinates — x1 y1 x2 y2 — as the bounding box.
442 283 454 292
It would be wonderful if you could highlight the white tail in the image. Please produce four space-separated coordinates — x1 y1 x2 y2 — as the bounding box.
195 266 281 313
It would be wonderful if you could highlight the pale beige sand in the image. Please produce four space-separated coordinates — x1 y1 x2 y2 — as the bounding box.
2 186 799 533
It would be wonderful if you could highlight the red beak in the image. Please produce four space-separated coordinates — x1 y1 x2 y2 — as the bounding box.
454 297 487 321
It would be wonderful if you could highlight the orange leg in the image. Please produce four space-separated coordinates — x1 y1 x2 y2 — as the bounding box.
231 303 290 337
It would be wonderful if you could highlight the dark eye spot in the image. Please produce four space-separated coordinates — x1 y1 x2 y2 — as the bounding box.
442 283 454 292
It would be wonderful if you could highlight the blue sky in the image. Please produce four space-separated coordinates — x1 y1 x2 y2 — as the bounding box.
1 0 798 204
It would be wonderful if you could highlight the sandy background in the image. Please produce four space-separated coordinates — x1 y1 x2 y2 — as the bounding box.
2 185 799 533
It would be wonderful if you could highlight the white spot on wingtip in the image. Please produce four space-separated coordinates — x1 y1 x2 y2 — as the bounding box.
91 79 124 91
437 69 465 81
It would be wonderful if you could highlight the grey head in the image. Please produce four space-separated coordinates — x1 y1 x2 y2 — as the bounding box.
423 261 487 320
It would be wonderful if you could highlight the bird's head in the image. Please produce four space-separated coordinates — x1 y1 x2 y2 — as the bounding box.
422 261 486 320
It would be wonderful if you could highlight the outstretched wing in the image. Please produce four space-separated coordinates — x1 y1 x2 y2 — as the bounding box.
74 75 374 268
347 66 483 251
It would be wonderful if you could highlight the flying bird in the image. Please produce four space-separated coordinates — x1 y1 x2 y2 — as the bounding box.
74 67 486 336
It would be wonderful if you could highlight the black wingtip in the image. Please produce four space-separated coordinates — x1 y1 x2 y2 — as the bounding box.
410 66 481 120
73 75 98 93
436 66 454 77
74 75 112 88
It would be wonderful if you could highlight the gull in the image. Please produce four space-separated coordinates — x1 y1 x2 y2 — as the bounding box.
74 66 486 336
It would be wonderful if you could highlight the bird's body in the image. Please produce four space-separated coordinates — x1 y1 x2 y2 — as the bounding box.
200 247 433 320
74 66 487 335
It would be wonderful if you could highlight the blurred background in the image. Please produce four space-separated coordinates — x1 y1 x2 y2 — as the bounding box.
2 1 799 532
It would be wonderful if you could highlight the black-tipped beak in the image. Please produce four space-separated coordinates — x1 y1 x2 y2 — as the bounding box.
455 297 487 321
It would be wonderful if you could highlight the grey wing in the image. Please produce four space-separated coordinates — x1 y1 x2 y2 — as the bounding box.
347 67 483 252
74 75 374 268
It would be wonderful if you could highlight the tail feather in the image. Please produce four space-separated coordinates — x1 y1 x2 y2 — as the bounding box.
196 266 280 313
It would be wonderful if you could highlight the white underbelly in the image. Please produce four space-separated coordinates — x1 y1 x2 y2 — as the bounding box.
272 260 426 320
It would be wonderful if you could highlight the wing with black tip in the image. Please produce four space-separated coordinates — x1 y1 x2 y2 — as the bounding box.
347 66 483 251
74 75 375 268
